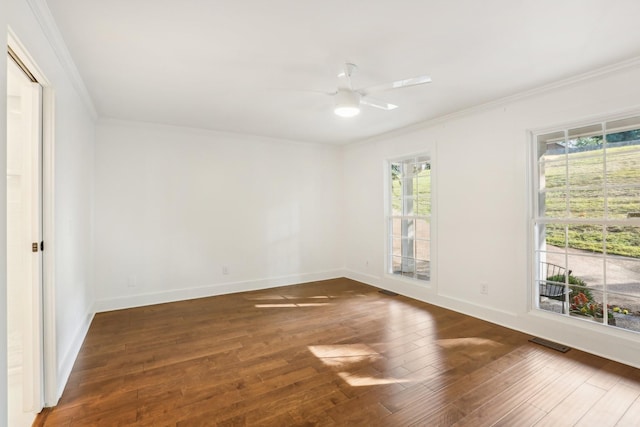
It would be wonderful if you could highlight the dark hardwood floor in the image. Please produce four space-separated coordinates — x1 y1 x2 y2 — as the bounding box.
34 278 640 426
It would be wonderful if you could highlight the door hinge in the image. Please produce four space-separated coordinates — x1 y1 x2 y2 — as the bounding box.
40 241 44 251
32 242 39 253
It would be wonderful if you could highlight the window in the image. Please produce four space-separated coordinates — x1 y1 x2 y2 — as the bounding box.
388 155 431 281
533 115 640 332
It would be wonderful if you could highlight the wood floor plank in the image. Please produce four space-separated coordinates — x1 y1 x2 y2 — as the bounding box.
31 278 640 426
534 382 607 427
491 402 547 427
577 382 640 426
616 395 640 425
452 365 561 426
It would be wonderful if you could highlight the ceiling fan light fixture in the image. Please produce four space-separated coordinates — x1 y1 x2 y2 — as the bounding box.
334 89 361 118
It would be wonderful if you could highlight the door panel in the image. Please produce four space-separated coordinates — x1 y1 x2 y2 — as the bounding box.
7 54 44 417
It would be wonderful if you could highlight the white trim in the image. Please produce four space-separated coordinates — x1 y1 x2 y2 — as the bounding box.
97 117 338 149
56 308 93 400
525 309 640 370
41 87 57 406
7 29 49 86
23 0 97 120
94 270 345 313
529 107 640 140
351 57 640 148
526 131 536 313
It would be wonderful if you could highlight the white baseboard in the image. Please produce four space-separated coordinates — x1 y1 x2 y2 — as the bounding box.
343 269 382 287
94 270 346 313
56 306 95 401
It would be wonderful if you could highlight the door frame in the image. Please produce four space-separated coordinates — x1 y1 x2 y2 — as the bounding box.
8 29 58 407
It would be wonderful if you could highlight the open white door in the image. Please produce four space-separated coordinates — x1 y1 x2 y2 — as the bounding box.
7 52 44 422
21 77 44 414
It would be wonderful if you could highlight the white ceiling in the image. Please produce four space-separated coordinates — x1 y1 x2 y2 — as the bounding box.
45 0 640 144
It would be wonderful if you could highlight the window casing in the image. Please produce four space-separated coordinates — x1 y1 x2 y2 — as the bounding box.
388 155 431 281
532 115 640 332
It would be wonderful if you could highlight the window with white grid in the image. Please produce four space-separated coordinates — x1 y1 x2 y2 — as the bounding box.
388 155 431 281
533 115 640 331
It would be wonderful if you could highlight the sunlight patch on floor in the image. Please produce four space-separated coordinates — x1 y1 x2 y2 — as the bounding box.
308 344 411 386
309 343 378 359
337 371 412 387
436 337 502 349
254 302 332 308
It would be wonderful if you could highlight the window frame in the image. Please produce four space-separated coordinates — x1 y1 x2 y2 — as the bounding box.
530 112 640 330
385 153 432 283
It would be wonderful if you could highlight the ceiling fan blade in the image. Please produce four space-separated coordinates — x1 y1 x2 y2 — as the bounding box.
361 96 398 111
361 75 432 95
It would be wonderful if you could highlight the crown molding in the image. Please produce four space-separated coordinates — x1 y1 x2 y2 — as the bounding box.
25 0 98 120
352 55 640 147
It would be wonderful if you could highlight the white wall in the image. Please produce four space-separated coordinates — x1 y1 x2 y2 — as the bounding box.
343 63 640 369
6 0 96 405
93 120 344 310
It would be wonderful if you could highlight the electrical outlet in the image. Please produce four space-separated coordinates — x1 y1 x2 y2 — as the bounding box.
222 266 229 275
480 282 489 295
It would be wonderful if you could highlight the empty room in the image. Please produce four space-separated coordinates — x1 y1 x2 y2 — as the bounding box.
3 0 640 425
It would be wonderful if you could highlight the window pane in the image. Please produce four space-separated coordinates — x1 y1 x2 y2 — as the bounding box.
401 258 415 277
391 256 402 274
606 226 640 259
539 189 567 218
568 123 603 139
541 224 566 250
416 198 430 217
391 217 401 236
567 124 603 155
608 294 640 333
415 167 431 216
567 255 603 290
605 147 640 186
540 160 566 191
391 237 402 258
391 186 402 215
568 155 603 187
568 188 604 219
400 219 415 239
570 289 605 324
538 279 568 314
416 239 430 261
416 218 430 241
606 115 640 146
538 258 568 279
606 258 640 297
607 186 640 220
390 162 402 178
537 131 565 160
416 260 430 281
567 224 604 254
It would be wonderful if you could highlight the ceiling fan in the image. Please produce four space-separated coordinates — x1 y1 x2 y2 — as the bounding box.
329 63 432 117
